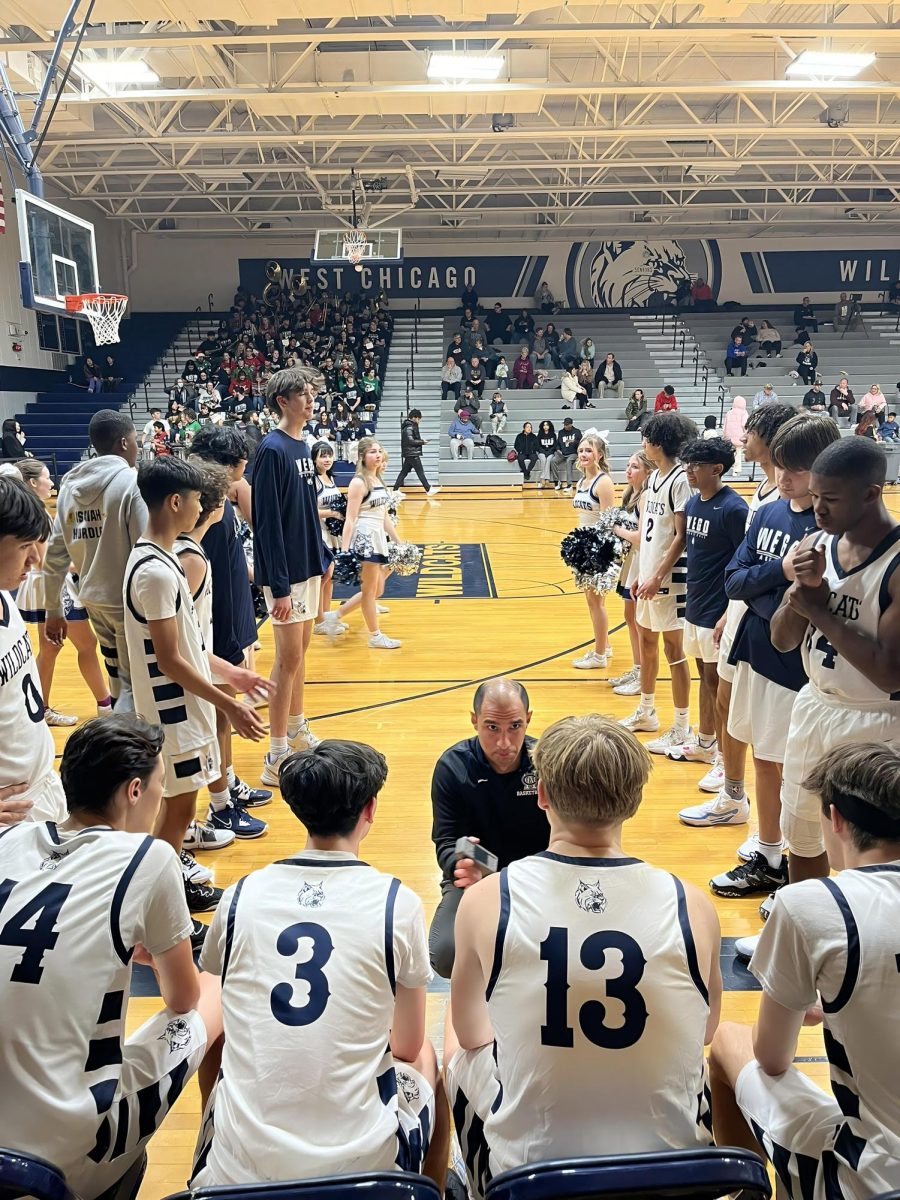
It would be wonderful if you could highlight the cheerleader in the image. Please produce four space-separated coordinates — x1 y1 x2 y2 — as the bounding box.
311 441 348 638
608 450 654 696
571 433 616 670
10 459 111 724
339 437 400 649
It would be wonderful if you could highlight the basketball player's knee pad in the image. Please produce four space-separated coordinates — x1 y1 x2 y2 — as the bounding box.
780 807 826 858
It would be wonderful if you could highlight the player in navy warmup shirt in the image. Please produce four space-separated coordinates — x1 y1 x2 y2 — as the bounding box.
669 438 748 783
709 415 841 933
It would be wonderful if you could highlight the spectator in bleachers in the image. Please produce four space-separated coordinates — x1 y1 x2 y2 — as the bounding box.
495 356 509 388
467 356 486 398
802 381 828 412
829 377 857 424
513 309 534 345
485 303 512 346
753 383 779 408
446 332 466 365
731 317 758 352
531 327 551 369
691 277 715 310
595 351 624 400
859 382 887 418
514 422 539 482
655 385 678 411
625 388 648 431
1 418 29 459
536 421 557 487
580 336 596 366
725 333 749 377
456 389 483 433
756 321 782 358
551 417 581 490
461 282 479 313
169 375 191 409
441 356 463 402
101 354 122 392
561 366 588 410
459 307 476 331
182 358 200 395
83 355 103 394
723 395 748 473
557 328 580 368
792 295 818 332
537 280 558 313
856 410 878 440
878 411 899 441
462 318 483 357
833 291 861 331
449 411 477 459
512 347 535 390
141 408 169 444
794 340 819 386
576 358 594 401
543 321 561 365
489 392 508 434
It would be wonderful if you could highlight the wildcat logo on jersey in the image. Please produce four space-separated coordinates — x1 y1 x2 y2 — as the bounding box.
39 849 69 872
158 1018 192 1052
396 1070 421 1104
297 881 325 909
575 880 608 914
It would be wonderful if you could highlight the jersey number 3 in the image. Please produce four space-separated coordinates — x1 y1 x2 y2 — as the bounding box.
540 926 648 1049
270 921 333 1027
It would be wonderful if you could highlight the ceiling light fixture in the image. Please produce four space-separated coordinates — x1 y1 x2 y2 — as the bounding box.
81 60 160 86
785 50 875 79
427 53 504 82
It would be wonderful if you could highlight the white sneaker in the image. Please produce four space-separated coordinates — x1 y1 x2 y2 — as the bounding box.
377 604 390 614
613 674 642 697
619 707 660 733
737 830 786 863
647 725 692 755
573 649 608 669
667 739 717 764
314 617 347 638
182 820 235 852
678 788 751 827
44 707 78 727
289 718 320 750
734 934 760 962
261 748 291 787
427 486 442 497
759 893 775 922
698 755 725 792
608 665 638 687
369 632 401 649
180 849 213 885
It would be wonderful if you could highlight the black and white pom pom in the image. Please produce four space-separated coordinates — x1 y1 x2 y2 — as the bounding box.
324 494 347 536
332 549 362 587
387 489 405 524
387 541 423 577
560 510 630 594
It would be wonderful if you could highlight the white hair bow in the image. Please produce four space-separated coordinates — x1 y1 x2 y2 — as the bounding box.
582 427 610 444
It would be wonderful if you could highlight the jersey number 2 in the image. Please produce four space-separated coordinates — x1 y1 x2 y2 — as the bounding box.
540 926 648 1049
0 879 72 984
270 921 333 1027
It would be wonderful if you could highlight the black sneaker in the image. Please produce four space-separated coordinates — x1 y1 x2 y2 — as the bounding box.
190 919 208 951
230 777 273 809
709 852 788 899
185 878 223 913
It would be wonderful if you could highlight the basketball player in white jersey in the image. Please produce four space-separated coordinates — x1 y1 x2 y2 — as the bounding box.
710 742 900 1200
0 714 221 1200
771 437 899 886
191 739 449 1188
446 715 721 1199
0 474 65 823
124 458 271 916
621 412 698 751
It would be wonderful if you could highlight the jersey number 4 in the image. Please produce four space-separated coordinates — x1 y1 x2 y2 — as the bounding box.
805 629 837 670
0 879 72 984
270 921 333 1027
540 926 648 1049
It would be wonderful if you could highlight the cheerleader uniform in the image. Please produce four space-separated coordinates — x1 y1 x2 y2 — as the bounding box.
316 475 343 553
572 472 607 529
350 480 391 564
16 569 89 625
616 505 641 600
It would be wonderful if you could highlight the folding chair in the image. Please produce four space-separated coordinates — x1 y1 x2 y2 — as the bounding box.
484 1147 771 1200
165 1171 441 1200
0 1149 80 1200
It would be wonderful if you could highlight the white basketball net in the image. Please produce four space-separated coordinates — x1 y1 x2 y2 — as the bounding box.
343 229 369 265
78 294 128 345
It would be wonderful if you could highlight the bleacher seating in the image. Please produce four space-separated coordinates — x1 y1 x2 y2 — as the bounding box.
483 1148 771 1200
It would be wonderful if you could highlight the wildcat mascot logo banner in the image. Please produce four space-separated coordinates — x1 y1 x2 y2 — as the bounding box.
565 239 722 309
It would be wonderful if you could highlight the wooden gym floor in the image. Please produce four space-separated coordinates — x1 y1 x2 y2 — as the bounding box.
41 484 900 1198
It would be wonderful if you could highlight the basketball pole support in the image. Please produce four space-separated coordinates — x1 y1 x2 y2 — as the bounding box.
0 0 90 198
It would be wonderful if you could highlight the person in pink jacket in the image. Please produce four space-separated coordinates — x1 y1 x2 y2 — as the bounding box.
722 395 748 473
512 346 535 389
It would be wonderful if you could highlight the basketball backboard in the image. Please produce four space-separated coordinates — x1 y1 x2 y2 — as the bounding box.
312 227 403 264
16 190 100 314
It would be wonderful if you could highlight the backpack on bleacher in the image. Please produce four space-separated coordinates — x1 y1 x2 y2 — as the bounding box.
485 434 507 458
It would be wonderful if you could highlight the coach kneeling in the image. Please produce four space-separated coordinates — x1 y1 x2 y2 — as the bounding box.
429 678 549 977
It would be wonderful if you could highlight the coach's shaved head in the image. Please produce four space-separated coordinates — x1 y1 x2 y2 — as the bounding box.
472 677 530 716
471 678 532 774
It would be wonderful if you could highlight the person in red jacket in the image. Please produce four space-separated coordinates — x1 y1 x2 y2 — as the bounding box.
512 346 535 390
655 385 678 412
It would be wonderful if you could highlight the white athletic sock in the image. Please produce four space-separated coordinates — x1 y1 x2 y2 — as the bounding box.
698 732 716 748
757 840 784 869
226 765 237 788
269 735 288 758
674 707 690 731
640 693 655 712
209 788 230 813
287 714 305 738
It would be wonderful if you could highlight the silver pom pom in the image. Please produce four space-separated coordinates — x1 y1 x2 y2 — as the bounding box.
387 541 423 576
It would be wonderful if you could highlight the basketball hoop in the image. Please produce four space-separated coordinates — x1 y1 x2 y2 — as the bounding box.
343 229 369 268
65 293 128 345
